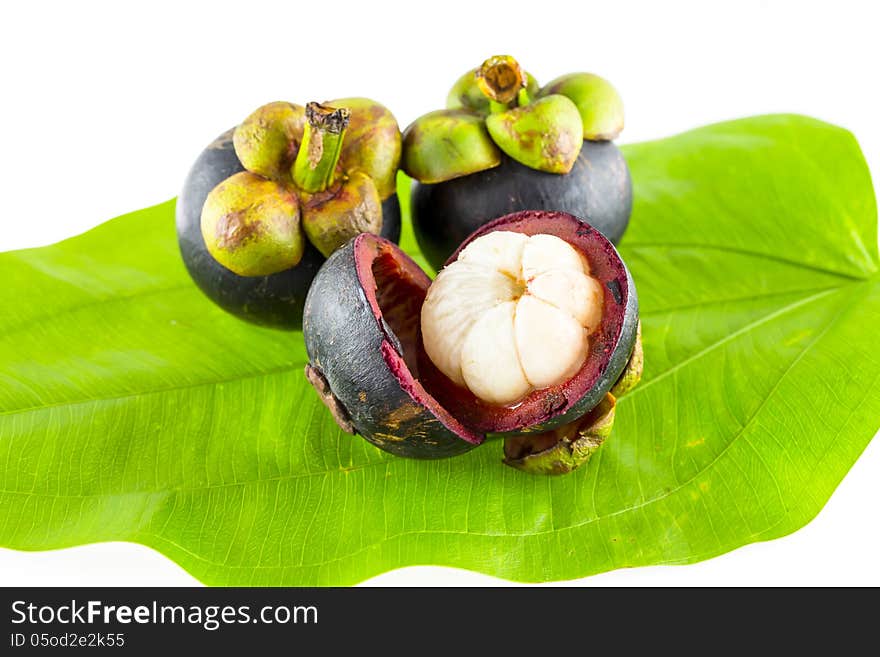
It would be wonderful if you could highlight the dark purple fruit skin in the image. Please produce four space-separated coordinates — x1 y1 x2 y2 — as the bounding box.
176 129 401 330
412 140 632 270
303 235 481 459
379 196 402 244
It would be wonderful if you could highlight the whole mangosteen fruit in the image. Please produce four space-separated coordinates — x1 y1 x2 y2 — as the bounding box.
402 55 632 271
303 210 642 472
177 98 402 329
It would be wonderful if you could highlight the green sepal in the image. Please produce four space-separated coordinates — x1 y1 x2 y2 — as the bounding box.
503 393 617 475
540 73 624 141
301 171 382 257
200 171 304 277
233 101 305 183
329 97 401 200
485 94 584 174
402 109 502 183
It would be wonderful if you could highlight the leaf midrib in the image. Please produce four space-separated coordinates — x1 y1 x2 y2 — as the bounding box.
0 359 306 419
622 241 876 280
0 282 192 344
626 285 844 399
639 284 842 317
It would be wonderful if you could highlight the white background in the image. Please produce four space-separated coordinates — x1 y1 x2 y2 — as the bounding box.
0 0 878 586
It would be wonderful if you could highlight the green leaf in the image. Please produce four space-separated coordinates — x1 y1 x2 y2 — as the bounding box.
1 114 877 585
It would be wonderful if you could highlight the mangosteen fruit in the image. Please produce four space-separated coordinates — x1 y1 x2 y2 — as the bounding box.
303 210 641 472
402 54 632 271
177 98 402 329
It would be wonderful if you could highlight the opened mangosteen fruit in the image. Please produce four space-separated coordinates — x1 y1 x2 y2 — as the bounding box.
177 98 402 329
402 55 632 271
303 210 641 472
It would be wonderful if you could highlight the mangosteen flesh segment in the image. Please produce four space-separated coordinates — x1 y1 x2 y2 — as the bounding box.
421 231 604 406
503 393 616 475
176 130 401 329
420 210 639 436
302 234 483 459
412 141 633 271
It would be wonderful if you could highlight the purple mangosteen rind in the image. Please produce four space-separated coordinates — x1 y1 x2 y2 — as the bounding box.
176 130 401 330
302 234 483 459
429 210 639 437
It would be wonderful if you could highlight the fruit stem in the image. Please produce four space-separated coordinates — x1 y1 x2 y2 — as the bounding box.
476 55 526 112
292 102 351 193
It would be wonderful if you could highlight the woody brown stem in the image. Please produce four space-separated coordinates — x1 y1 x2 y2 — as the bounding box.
476 55 526 111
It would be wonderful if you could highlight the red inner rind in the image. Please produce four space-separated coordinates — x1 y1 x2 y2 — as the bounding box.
422 210 631 433
353 234 483 445
350 209 631 438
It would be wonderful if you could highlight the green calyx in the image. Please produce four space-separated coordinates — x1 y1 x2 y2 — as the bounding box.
540 73 624 141
233 101 306 183
503 394 617 475
330 97 402 200
401 109 501 183
503 329 644 476
202 98 401 275
486 95 584 174
200 171 304 277
302 171 382 257
406 54 625 180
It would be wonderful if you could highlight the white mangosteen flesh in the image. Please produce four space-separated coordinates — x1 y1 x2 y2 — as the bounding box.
420 231 604 406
